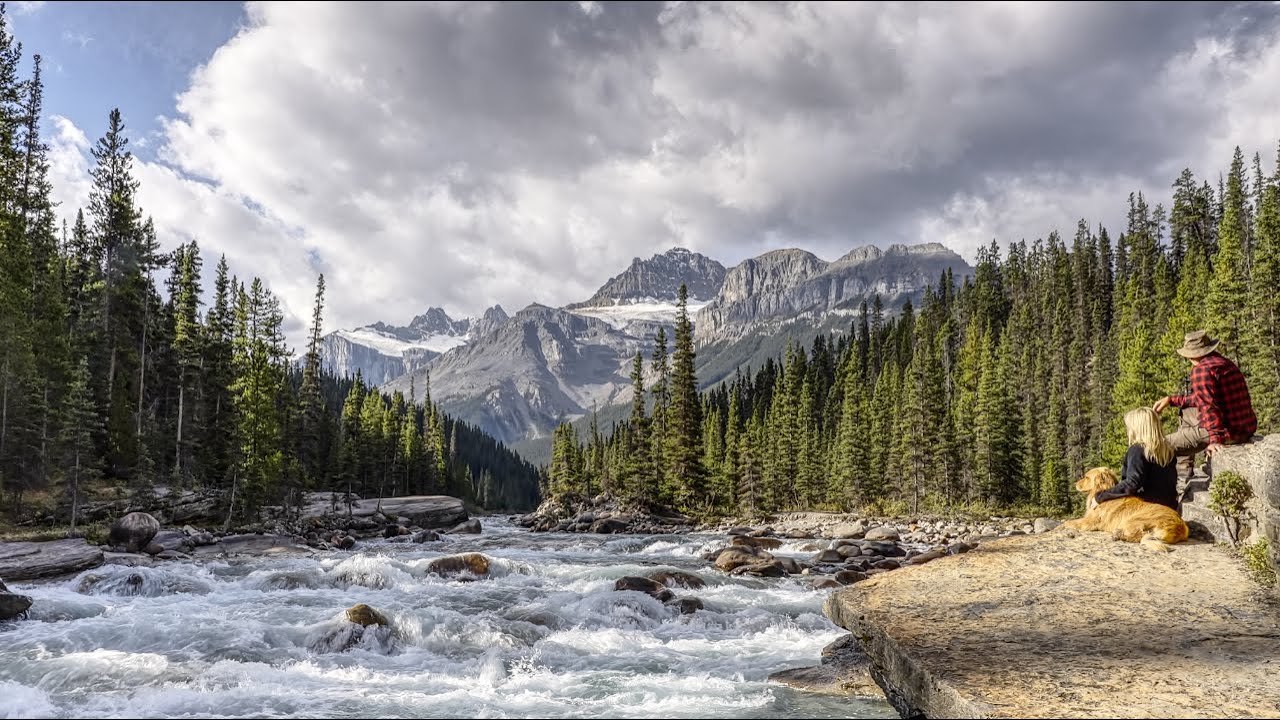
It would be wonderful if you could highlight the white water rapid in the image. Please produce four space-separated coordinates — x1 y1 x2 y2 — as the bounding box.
0 520 895 718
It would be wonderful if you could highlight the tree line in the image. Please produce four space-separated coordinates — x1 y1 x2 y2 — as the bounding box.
547 144 1280 518
0 8 540 527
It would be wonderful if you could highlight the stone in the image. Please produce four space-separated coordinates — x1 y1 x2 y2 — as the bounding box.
872 559 901 571
666 596 704 614
411 529 441 543
731 561 786 578
815 549 845 564
1033 518 1061 534
860 540 896 556
426 553 490 579
192 534 316 557
300 493 467 529
0 538 105 582
731 535 783 550
768 634 880 697
0 589 33 621
590 517 629 534
947 541 973 555
828 521 868 539
776 557 803 575
823 530 1280 719
383 525 411 538
714 546 772 572
811 577 842 590
150 530 190 552
836 544 862 559
646 570 706 589
834 570 868 585
907 550 946 566
785 529 813 539
108 512 161 553
156 550 186 560
615 576 667 597
863 526 900 542
449 519 483 535
726 526 754 536
345 603 389 627
333 535 356 550
142 542 164 556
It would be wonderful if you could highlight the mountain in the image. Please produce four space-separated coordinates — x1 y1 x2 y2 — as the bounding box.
695 243 971 345
381 303 651 444
317 305 503 385
568 247 726 308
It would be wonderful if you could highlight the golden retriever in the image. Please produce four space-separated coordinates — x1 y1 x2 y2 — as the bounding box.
1060 467 1189 552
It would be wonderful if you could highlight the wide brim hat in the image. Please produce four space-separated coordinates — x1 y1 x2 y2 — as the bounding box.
1176 330 1219 359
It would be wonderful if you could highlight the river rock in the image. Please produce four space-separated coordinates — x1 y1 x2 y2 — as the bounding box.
768 634 881 697
646 570 707 589
836 544 862 559
863 526 900 542
590 517 629 534
835 570 868 585
426 553 490 579
666 596 704 614
108 512 161 553
615 576 667 597
714 546 772 572
731 535 783 550
731 561 786 578
872 559 902 571
0 538 105 582
142 542 165 556
333 534 356 550
947 541 973 555
785 529 813 539
193 534 316 557
815 549 844 564
828 522 868 539
383 525 411 538
156 550 187 560
1033 517 1061 534
726 526 754 536
908 549 947 566
776 557 803 575
301 493 467 529
748 526 776 538
411 529 441 543
811 577 842 590
150 530 190 552
346 603 389 627
0 589 32 621
449 519 482 535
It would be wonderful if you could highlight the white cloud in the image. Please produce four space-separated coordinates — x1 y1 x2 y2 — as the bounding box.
11 1 46 16
43 2 1280 350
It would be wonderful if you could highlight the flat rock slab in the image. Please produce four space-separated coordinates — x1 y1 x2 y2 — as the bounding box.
0 539 105 582
192 534 316 557
824 531 1280 719
300 494 467 529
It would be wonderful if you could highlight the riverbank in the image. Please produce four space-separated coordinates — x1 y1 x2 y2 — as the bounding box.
823 529 1280 718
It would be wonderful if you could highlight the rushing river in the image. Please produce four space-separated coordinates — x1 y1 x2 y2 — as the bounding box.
0 519 895 719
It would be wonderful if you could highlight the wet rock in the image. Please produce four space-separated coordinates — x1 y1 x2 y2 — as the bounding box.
333 534 356 550
726 526 754 536
836 545 862 559
731 561 787 578
1033 518 1061 534
156 550 186 560
383 525 411 539
731 535 783 550
776 557 804 575
0 538 105 582
646 570 707 589
785 529 813 539
714 546 773 572
748 526 776 538
108 512 161 553
411 529 441 543
449 519 482 535
193 534 317 557
426 552 490 579
346 603 389 627
0 577 33 621
150 530 190 552
666 596 704 614
947 541 973 555
301 493 467 530
615 576 667 597
863 526 900 542
143 542 164 556
816 549 845 564
590 517 629 534
908 550 947 566
835 570 868 585
861 540 897 556
191 531 216 547
811 577 842 590
872 559 902 571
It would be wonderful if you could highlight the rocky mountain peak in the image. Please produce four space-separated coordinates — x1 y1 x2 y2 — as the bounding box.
570 247 727 308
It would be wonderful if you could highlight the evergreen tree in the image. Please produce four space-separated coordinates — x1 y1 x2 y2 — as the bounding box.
57 359 100 531
1208 147 1251 359
665 285 705 512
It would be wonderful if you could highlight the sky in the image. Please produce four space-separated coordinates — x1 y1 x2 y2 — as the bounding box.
11 1 1280 348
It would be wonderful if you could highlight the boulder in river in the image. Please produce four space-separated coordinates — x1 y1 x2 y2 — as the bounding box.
614 576 667 596
301 493 468 530
108 512 161 553
731 535 783 550
426 553 490 579
827 521 868 539
646 570 706 589
346 603 389 627
192 534 316 557
0 577 33 621
411 529 441 543
449 519 483 535
863 526 900 542
383 525 411 539
590 517 629 534
714 546 773 572
0 538 104 582
665 596 704 614
731 561 787 578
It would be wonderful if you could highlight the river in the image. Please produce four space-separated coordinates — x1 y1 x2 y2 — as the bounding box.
0 519 895 718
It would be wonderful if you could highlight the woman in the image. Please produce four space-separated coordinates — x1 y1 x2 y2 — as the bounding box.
1094 407 1179 511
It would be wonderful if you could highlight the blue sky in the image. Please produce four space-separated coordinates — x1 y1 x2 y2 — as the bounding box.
11 0 244 160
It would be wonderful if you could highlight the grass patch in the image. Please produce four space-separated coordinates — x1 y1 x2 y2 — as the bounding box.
1239 538 1277 589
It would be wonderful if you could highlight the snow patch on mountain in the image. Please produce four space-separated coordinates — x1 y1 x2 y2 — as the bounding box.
567 298 709 331
334 327 469 357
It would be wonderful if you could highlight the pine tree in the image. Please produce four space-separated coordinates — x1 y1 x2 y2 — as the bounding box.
650 327 670 503
1208 147 1251 359
229 278 287 517
624 352 653 503
57 359 100 530
299 274 326 485
1249 182 1280 430
665 284 705 512
170 242 202 486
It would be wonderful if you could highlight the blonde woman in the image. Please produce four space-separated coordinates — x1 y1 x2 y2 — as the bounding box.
1094 407 1179 511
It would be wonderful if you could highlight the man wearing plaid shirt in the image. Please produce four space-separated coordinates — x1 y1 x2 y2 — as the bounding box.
1153 330 1257 484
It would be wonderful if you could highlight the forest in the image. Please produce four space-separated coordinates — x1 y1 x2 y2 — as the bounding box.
0 9 540 527
547 145 1280 518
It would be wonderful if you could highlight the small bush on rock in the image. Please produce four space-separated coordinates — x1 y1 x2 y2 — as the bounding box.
1208 471 1254 546
1239 539 1277 589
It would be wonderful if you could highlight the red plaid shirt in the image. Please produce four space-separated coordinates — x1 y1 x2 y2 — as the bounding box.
1170 352 1257 445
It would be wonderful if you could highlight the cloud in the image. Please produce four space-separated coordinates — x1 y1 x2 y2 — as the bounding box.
45 1 1280 350
11 1 46 16
61 30 93 48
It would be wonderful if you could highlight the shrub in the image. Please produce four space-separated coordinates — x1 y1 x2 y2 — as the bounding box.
1208 470 1254 545
1239 538 1277 588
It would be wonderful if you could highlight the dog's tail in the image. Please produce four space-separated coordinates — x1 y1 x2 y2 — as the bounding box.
1140 536 1172 553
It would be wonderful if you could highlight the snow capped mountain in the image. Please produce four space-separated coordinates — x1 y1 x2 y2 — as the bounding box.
317 305 503 386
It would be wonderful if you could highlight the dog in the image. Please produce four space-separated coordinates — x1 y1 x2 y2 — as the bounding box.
1060 467 1189 552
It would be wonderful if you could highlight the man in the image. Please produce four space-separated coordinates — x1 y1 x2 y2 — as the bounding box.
1152 330 1257 485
